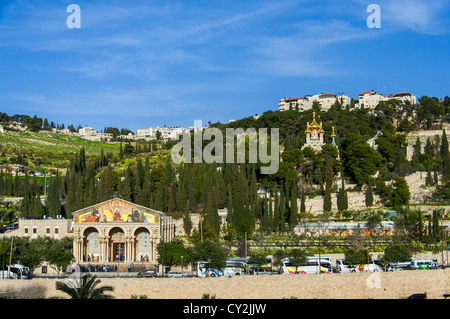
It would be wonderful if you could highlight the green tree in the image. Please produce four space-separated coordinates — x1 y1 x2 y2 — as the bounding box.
440 129 450 182
337 178 348 212
365 183 374 207
157 239 194 268
340 133 383 186
323 185 332 213
289 185 298 230
390 175 410 207
46 172 61 218
382 244 412 264
344 248 372 265
194 239 226 269
288 248 308 274
45 244 74 277
248 249 269 274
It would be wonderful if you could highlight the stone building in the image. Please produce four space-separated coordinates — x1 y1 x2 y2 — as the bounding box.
71 198 174 265
17 218 72 239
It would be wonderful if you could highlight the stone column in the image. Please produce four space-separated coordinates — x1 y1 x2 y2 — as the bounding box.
130 236 135 262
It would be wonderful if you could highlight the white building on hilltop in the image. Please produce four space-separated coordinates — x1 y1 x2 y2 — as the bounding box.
279 93 351 112
389 92 417 105
358 91 389 109
357 91 417 109
136 126 188 141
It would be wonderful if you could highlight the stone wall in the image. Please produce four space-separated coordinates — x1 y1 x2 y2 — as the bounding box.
1 268 449 299
2 253 448 299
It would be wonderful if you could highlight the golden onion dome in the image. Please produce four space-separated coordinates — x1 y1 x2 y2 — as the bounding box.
305 112 324 134
331 126 336 138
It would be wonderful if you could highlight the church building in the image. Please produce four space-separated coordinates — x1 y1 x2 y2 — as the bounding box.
71 198 174 265
301 112 326 152
301 112 338 155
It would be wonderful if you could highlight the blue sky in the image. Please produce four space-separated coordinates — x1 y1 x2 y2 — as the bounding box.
0 0 449 132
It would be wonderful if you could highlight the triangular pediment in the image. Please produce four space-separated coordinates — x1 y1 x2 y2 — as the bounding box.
72 198 165 224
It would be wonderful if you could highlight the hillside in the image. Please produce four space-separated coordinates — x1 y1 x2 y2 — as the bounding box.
0 130 120 170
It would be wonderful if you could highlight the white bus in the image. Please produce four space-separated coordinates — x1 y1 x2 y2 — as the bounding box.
193 261 244 277
0 264 30 279
280 256 332 274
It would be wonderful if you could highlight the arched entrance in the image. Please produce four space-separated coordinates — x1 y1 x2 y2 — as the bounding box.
135 227 153 262
109 227 125 261
83 227 99 262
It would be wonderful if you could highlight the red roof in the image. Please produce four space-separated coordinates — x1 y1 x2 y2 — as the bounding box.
391 92 411 96
319 93 336 97
359 91 374 96
282 97 305 102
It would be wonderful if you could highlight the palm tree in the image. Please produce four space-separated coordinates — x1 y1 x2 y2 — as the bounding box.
56 274 114 299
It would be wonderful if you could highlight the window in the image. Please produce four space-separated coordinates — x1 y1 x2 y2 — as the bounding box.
55 227 59 234
88 232 99 254
46 227 51 234
138 232 151 254
24 227 29 234
41 266 47 274
33 227 37 234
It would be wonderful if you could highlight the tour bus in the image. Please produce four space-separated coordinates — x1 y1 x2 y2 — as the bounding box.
0 264 30 279
192 261 244 277
280 256 332 274
335 259 382 273
409 259 438 270
225 258 247 276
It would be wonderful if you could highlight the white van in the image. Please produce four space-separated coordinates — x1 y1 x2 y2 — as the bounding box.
409 259 437 270
336 259 382 273
0 270 18 279
0 264 30 279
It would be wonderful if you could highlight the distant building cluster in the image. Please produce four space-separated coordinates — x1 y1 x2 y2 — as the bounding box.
135 126 189 141
357 91 416 109
278 91 417 112
279 93 351 112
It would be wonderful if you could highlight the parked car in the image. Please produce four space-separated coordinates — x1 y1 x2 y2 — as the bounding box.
167 271 187 278
137 269 157 278
251 268 276 275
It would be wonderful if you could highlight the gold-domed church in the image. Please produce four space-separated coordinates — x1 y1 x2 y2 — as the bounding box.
301 112 338 154
301 111 326 152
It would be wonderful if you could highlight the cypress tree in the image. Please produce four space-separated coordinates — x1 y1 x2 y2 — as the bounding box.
46 172 61 218
272 191 280 232
279 188 287 232
365 183 374 207
13 170 19 197
205 184 220 235
411 137 421 169
289 185 298 230
323 185 332 212
300 187 306 214
426 166 433 186
0 169 4 194
268 195 273 232
440 129 450 182
261 197 270 232
97 165 115 202
32 194 44 218
183 200 192 235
